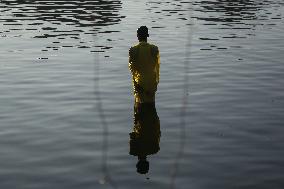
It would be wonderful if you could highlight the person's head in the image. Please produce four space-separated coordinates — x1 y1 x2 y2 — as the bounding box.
137 26 149 42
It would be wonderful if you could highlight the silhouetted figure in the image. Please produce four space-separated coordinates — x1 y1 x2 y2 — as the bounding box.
129 26 160 103
128 26 161 174
129 102 161 174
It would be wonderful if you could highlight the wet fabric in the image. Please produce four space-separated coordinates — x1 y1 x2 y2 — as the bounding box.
129 41 160 103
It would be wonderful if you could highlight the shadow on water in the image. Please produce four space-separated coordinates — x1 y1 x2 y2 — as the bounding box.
129 102 161 175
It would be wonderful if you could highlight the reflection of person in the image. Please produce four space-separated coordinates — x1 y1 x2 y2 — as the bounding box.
129 102 161 174
128 26 161 174
129 26 160 103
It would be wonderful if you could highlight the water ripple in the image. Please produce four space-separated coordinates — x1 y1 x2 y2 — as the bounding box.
146 0 283 50
0 0 125 53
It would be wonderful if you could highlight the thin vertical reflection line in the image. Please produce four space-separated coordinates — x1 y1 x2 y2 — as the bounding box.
93 35 118 189
170 1 194 188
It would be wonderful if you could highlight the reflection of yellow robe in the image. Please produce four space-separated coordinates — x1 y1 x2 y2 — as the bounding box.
129 103 161 156
129 42 160 103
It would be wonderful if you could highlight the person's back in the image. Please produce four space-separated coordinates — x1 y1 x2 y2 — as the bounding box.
129 26 160 103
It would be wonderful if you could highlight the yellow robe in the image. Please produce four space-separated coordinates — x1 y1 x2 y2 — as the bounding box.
129 42 160 103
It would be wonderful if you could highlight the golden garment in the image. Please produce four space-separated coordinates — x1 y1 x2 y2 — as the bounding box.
129 41 160 103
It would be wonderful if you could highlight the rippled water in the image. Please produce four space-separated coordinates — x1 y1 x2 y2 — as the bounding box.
1 0 284 188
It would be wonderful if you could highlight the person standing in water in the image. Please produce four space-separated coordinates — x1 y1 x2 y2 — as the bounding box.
129 26 160 103
128 26 161 174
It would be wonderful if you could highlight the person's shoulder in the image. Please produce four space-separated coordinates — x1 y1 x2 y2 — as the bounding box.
148 43 158 48
129 46 135 54
130 43 140 49
129 44 139 57
149 43 159 55
149 43 159 50
129 43 139 51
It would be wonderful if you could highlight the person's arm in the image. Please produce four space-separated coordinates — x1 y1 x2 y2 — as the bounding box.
156 49 160 84
153 46 160 84
129 47 135 74
129 47 142 93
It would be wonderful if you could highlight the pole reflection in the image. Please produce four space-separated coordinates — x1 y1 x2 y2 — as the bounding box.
129 102 161 174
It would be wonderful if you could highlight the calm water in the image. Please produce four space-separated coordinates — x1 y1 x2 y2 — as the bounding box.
1 0 284 188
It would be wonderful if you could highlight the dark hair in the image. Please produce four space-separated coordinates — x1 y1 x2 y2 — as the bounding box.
137 26 149 38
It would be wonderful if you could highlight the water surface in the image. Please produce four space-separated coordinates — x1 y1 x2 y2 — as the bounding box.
0 0 284 188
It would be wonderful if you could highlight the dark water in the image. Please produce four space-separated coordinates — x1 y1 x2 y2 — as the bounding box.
0 0 284 188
